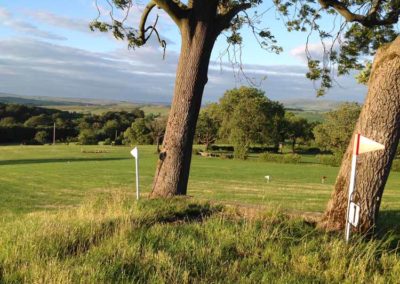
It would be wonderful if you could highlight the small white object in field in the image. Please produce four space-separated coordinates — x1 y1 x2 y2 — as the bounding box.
264 175 270 182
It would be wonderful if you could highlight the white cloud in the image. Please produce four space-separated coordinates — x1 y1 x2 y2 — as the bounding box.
0 7 66 41
0 38 367 104
24 10 90 33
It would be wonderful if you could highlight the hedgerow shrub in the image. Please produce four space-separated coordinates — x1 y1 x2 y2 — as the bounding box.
259 153 302 164
316 154 342 167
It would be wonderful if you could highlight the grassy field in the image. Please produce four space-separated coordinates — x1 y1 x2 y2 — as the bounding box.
1 145 400 217
2 145 400 282
1 196 400 283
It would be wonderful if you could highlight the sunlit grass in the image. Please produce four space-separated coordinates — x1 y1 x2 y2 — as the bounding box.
1 194 399 283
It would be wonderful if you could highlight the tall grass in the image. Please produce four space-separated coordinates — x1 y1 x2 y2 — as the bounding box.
1 194 399 283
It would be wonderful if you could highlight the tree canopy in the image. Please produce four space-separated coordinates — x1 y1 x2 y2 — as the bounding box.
275 0 399 95
313 102 361 153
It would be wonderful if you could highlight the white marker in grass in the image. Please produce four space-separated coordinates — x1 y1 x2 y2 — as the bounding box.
345 134 385 242
130 147 140 200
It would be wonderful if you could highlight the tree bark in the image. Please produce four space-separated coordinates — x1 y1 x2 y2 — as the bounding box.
150 15 217 197
319 36 400 233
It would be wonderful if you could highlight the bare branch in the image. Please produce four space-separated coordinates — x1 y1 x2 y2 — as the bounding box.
138 1 157 43
138 1 167 58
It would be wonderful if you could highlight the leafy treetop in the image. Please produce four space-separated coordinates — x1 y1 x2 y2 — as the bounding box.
275 0 399 95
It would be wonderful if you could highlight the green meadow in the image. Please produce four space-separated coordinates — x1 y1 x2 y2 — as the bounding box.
1 145 400 217
1 145 400 282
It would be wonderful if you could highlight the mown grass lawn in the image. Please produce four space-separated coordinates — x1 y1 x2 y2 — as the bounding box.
1 145 400 217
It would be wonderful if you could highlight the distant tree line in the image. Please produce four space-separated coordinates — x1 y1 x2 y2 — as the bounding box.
0 88 365 159
0 103 151 145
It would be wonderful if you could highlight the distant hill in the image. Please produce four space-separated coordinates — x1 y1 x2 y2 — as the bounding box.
0 93 96 107
280 98 345 112
0 93 170 115
0 93 349 120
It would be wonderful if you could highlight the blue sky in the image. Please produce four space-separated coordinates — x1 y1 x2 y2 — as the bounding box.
0 0 367 103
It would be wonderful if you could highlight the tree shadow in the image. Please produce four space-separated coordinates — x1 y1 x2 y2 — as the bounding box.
374 210 400 248
0 157 129 166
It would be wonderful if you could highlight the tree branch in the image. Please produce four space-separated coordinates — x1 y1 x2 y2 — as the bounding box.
139 1 157 44
318 0 400 27
152 0 188 26
217 3 252 31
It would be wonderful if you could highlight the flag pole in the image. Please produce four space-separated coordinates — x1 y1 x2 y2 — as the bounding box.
135 151 140 200
345 134 360 242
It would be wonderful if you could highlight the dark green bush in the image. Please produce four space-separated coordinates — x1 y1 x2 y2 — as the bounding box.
259 153 302 164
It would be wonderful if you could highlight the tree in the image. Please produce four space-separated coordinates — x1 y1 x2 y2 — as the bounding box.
146 115 168 153
91 0 281 197
278 0 400 232
313 103 361 154
196 110 219 151
218 87 285 159
24 114 51 128
78 129 98 145
123 118 152 145
34 130 49 145
102 119 120 140
322 40 400 233
0 117 17 127
284 112 313 153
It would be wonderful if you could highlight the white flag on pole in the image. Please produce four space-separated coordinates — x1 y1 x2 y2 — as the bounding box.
345 133 385 242
130 147 138 158
130 147 139 200
356 135 385 155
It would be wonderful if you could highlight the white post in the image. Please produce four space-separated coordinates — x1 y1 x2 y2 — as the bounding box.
130 147 140 200
135 152 139 200
53 122 56 145
345 153 357 242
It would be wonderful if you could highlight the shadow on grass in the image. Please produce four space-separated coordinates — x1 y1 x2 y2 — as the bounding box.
136 201 223 227
375 210 400 248
0 157 129 166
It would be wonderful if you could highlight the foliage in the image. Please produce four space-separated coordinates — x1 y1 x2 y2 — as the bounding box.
24 114 52 128
0 102 143 144
123 118 152 145
276 0 400 95
259 153 302 164
196 108 219 150
313 103 361 154
34 130 49 145
316 154 343 167
218 87 285 159
0 117 18 127
284 112 314 152
146 115 168 150
78 129 98 145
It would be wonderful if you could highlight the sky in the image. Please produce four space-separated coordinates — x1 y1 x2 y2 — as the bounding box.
0 0 368 104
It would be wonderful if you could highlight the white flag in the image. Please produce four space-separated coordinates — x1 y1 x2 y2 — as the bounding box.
130 147 138 158
353 134 385 155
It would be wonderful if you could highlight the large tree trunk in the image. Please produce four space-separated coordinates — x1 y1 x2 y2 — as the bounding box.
150 16 217 197
319 36 400 233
